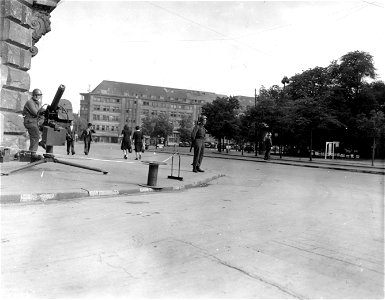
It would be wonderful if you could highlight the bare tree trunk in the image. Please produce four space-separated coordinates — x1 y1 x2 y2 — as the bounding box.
309 129 313 161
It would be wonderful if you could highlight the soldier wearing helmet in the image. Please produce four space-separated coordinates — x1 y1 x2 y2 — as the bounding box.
23 88 44 159
190 115 207 173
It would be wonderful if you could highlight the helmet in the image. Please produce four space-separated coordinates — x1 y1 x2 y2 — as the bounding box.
198 115 207 122
32 89 42 96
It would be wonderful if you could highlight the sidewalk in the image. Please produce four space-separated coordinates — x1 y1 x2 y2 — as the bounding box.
1 143 384 204
0 146 224 204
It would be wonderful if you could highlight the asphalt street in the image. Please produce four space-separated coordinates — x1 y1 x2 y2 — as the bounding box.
1 152 383 298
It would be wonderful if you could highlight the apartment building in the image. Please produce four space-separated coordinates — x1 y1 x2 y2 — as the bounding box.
80 80 253 144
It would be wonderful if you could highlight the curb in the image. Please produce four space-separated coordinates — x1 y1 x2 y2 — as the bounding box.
0 174 225 205
161 150 385 176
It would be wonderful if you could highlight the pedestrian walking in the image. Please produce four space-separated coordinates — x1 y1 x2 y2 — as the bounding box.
132 125 144 160
264 132 272 160
22 88 45 161
80 123 95 155
120 124 132 159
191 115 207 173
66 120 76 155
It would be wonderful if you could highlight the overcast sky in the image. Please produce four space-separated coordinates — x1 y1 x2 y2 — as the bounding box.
29 0 385 113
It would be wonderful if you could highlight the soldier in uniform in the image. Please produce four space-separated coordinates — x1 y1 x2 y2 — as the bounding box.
66 121 76 155
191 115 207 173
264 132 272 160
22 88 44 160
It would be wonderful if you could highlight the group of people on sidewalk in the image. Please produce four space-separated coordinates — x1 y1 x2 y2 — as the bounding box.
120 125 146 160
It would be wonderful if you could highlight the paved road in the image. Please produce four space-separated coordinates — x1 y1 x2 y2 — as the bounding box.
1 156 383 298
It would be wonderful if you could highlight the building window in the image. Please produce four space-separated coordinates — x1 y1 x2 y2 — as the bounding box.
143 101 149 106
94 105 101 111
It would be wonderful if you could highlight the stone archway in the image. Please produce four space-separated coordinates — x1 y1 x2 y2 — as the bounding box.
0 0 60 155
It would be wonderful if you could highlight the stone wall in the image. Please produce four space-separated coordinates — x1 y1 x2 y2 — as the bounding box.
0 0 60 155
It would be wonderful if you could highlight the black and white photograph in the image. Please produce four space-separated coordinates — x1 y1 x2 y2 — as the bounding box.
1 0 384 298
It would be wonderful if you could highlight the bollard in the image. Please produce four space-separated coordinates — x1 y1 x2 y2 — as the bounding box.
147 163 160 186
141 161 167 188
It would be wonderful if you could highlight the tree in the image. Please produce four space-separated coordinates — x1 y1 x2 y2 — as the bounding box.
178 114 194 143
287 66 332 100
335 50 376 99
357 110 385 165
141 115 156 137
201 96 240 152
141 114 173 144
281 76 289 88
289 97 344 160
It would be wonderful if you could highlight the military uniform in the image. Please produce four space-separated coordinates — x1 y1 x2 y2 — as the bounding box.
191 116 207 172
23 89 43 154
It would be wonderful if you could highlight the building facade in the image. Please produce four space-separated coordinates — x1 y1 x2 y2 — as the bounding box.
80 81 232 144
0 0 60 155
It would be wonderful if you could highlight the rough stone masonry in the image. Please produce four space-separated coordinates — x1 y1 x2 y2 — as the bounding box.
0 0 60 156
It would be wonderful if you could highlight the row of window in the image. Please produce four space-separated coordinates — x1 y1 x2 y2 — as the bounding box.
141 110 193 119
91 94 205 106
93 114 120 122
94 125 119 131
93 105 121 113
142 101 193 110
93 97 120 103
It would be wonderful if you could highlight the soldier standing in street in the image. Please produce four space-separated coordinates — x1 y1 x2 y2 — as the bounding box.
66 121 76 155
264 132 272 160
22 88 45 160
191 115 207 173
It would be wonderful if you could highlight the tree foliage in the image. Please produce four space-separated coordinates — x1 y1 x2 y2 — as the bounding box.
178 114 194 143
141 113 173 140
237 50 384 158
201 96 240 149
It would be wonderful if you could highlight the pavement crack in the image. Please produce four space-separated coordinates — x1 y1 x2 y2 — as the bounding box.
272 240 383 275
98 253 137 279
173 238 305 299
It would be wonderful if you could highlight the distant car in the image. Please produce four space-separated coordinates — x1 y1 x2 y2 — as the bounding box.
156 144 164 149
244 145 254 152
179 141 190 147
